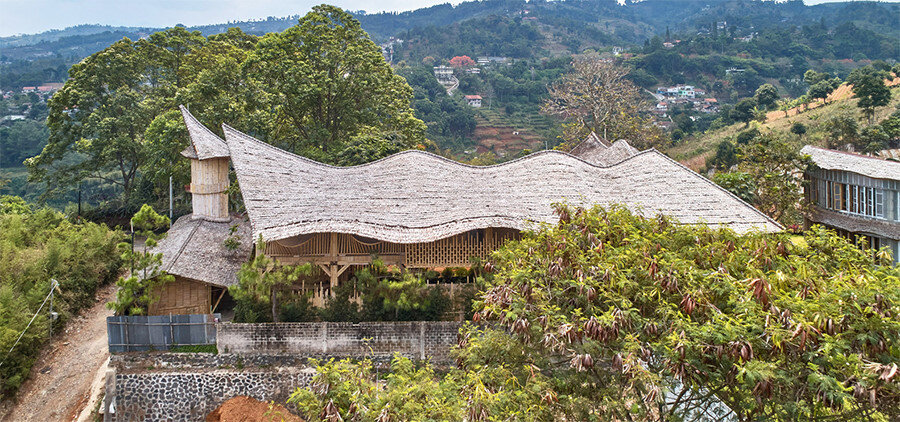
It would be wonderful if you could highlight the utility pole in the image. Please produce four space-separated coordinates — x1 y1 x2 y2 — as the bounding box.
169 175 173 225
48 279 58 337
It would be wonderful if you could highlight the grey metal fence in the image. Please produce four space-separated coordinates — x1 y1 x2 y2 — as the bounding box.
106 314 220 353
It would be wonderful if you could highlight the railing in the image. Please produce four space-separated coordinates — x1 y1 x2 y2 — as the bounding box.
107 314 219 353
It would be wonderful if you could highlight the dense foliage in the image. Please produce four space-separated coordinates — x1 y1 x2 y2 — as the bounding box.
289 206 900 421
0 196 122 395
232 257 460 324
26 6 425 216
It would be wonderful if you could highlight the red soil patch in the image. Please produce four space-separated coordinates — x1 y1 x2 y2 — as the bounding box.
474 126 544 154
206 396 304 422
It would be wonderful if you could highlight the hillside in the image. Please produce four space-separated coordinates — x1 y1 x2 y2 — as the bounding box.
3 0 896 61
665 84 900 171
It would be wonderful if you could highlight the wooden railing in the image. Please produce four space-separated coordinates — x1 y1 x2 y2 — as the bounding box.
265 228 520 269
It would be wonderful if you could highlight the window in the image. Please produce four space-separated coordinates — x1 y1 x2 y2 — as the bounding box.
819 179 886 219
833 182 845 211
875 189 884 218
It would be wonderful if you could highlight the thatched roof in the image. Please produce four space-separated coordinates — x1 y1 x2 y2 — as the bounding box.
568 132 611 156
802 145 900 181
811 208 900 240
222 125 781 244
179 106 230 160
154 215 251 287
573 138 640 167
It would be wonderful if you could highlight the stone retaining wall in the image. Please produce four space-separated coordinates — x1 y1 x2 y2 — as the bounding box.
112 368 313 421
216 321 461 361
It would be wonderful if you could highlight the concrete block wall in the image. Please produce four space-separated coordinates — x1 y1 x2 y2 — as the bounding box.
216 321 461 361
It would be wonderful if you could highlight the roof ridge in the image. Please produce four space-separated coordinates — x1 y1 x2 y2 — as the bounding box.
221 124 657 171
803 144 897 163
161 217 202 275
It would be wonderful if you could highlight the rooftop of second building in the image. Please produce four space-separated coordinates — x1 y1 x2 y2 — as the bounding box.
802 145 900 181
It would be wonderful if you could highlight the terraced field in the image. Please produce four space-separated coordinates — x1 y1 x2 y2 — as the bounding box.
472 108 559 156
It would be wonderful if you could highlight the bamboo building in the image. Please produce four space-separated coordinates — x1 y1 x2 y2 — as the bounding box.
147 106 781 315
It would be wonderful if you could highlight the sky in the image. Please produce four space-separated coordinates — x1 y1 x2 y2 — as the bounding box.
0 0 895 37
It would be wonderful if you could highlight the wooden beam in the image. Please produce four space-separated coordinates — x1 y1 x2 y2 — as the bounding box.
211 288 227 313
317 263 331 275
329 264 339 297
329 232 338 260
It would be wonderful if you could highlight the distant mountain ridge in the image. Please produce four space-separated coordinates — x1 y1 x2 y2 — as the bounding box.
2 0 897 59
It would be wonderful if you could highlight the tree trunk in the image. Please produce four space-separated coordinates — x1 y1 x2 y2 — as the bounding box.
271 289 279 323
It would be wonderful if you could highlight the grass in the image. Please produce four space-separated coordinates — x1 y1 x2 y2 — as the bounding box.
663 85 900 170
169 344 218 354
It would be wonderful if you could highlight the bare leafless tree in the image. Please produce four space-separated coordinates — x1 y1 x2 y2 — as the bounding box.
542 56 662 149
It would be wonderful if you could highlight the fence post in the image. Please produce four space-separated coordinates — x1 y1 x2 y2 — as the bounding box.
169 314 175 349
322 322 328 354
419 322 426 360
123 319 129 353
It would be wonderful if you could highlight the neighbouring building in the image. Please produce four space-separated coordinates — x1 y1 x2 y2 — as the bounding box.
145 109 781 315
656 85 699 99
465 95 482 107
433 65 453 81
802 145 900 265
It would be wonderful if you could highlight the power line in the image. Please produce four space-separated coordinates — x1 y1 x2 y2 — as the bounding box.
0 281 56 369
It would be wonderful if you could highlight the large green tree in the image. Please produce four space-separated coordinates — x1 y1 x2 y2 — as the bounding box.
26 27 211 204
848 66 892 124
243 5 425 160
28 9 426 209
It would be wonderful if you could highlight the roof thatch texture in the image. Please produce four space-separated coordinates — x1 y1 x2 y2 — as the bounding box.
179 105 230 160
222 125 781 244
573 138 640 166
802 145 900 181
810 208 900 240
153 215 251 287
568 132 611 156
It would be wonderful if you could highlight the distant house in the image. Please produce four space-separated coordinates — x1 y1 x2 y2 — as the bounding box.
476 56 509 66
656 102 668 113
21 86 36 93
656 85 698 99
465 67 481 74
663 42 675 49
433 65 454 81
465 95 482 108
653 121 675 130
802 145 900 265
37 83 65 93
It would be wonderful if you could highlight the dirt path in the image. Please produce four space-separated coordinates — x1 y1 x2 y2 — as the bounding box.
0 284 115 422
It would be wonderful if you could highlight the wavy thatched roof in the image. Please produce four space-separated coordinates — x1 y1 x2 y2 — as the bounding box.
802 145 900 181
567 132 639 166
179 105 230 160
222 125 781 244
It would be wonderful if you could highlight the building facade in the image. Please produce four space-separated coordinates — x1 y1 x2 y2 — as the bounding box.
803 146 900 265
145 109 782 315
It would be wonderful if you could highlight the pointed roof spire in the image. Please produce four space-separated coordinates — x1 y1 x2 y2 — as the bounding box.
179 105 230 160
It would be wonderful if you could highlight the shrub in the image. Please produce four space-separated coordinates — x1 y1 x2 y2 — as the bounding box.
0 198 123 395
